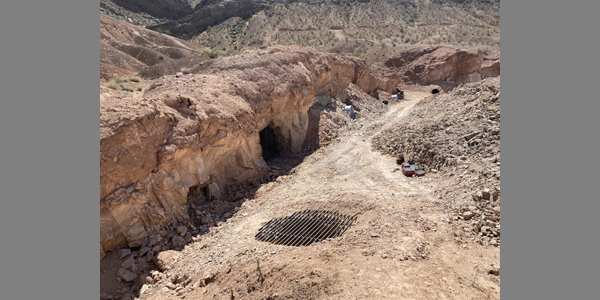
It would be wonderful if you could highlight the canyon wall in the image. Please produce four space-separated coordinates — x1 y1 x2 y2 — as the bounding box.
100 45 398 257
384 46 498 87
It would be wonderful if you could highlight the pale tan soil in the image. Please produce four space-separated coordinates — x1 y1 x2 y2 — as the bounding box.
126 90 500 300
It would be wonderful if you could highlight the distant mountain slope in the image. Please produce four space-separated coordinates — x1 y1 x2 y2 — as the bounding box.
100 0 499 44
100 0 500 75
100 14 208 80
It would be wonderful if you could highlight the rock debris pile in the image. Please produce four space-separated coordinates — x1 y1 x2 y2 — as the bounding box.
372 77 500 180
372 77 500 246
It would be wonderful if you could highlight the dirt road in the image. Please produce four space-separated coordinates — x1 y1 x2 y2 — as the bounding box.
141 91 500 300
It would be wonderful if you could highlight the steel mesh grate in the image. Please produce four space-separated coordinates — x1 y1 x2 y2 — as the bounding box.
255 210 357 246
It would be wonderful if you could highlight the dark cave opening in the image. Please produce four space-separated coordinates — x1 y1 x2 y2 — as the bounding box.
259 125 280 161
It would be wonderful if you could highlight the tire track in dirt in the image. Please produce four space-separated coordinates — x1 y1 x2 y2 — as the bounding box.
141 90 500 300
298 91 431 202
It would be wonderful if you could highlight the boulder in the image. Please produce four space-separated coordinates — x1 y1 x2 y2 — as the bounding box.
152 250 178 271
117 268 138 283
121 256 135 271
207 182 221 200
176 226 187 236
148 234 162 246
481 188 491 200
463 211 474 220
120 248 131 259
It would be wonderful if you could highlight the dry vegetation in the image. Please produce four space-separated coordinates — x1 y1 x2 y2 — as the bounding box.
188 0 499 61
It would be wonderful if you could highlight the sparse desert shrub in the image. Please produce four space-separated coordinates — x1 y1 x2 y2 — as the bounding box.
156 28 171 35
203 49 219 59
106 81 121 90
137 86 143 91
128 76 141 82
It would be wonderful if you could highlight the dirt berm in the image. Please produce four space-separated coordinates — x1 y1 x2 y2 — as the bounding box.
100 45 400 256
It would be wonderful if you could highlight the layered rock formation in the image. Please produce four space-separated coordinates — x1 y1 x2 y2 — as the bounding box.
384 46 496 87
100 45 398 257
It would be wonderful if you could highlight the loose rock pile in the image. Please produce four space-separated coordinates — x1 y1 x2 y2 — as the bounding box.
344 83 388 118
372 77 501 246
372 77 500 179
302 84 388 152
448 189 501 247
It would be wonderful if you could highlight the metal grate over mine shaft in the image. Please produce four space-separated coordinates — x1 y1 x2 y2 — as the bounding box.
255 210 357 247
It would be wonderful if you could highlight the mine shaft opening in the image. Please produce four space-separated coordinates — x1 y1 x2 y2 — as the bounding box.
255 210 357 247
259 125 280 161
431 88 440 94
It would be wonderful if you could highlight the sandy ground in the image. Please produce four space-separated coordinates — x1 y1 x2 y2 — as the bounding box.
124 90 500 300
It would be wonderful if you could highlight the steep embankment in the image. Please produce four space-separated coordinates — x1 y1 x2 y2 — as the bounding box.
100 45 399 257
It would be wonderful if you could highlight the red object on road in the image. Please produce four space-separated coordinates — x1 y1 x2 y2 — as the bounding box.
396 154 405 165
414 169 426 177
402 164 416 177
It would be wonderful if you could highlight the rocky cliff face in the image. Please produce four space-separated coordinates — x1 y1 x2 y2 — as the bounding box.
481 59 500 78
384 46 487 87
100 45 398 257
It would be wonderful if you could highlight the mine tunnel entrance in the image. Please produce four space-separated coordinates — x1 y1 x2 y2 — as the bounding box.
431 88 440 94
259 125 280 161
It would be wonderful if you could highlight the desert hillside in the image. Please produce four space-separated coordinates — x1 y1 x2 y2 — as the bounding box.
101 0 499 62
101 14 209 81
100 2 500 299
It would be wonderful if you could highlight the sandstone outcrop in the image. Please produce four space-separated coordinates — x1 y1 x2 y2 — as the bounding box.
384 46 494 87
100 45 399 255
481 59 500 78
